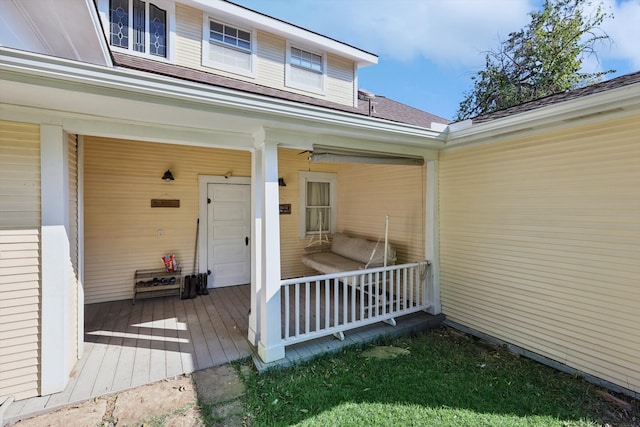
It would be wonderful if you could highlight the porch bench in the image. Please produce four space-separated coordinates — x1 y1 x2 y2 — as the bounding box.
301 232 396 275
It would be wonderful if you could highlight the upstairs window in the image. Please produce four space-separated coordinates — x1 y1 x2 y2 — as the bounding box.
105 0 171 59
203 19 255 77
286 42 326 95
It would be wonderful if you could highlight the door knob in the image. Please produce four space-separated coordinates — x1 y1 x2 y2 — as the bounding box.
245 236 249 246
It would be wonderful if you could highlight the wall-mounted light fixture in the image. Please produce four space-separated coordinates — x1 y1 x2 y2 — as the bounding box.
162 169 175 181
278 177 286 187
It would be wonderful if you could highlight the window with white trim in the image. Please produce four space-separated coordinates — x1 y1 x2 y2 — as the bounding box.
203 18 255 76
286 42 326 94
107 0 168 58
299 172 337 238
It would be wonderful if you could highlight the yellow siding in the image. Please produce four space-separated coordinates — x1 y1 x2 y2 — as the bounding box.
337 163 426 264
83 137 251 303
439 114 640 394
0 120 41 401
174 4 355 107
326 53 355 106
68 133 78 367
278 148 338 278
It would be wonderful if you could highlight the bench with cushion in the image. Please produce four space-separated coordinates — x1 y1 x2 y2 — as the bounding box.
301 232 396 275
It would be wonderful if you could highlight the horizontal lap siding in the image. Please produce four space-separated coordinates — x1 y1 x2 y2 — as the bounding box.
83 136 250 303
0 120 41 401
439 114 640 394
175 4 355 107
278 149 338 278
337 163 426 264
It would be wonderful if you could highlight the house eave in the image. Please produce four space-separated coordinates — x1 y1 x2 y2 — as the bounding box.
443 84 640 149
0 47 439 149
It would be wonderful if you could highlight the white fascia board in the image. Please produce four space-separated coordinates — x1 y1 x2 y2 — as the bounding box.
444 84 640 149
0 48 441 146
184 0 377 67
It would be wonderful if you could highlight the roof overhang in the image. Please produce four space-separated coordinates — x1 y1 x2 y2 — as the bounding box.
181 0 378 67
0 48 438 153
443 83 640 149
0 0 111 67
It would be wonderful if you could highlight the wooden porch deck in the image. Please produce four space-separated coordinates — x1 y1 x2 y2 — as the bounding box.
5 285 252 423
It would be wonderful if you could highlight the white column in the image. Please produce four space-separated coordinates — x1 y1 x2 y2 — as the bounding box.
77 136 85 358
248 147 262 346
40 124 72 395
256 137 285 362
425 159 441 314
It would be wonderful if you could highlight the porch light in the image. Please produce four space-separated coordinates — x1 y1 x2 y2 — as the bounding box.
162 169 175 181
278 177 286 187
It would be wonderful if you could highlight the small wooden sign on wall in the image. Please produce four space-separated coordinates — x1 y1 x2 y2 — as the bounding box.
279 204 291 214
151 199 180 208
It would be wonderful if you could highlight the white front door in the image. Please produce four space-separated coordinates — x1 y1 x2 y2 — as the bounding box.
207 183 251 287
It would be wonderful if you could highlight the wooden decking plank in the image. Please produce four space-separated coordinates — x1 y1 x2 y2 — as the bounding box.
110 300 142 392
69 301 121 402
192 295 228 367
213 288 251 357
15 395 50 417
148 297 167 382
208 291 244 360
173 298 196 374
90 300 129 396
200 291 241 361
163 297 183 378
130 300 154 387
183 298 214 370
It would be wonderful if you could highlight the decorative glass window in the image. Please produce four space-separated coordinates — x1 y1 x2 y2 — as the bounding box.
299 172 337 238
203 19 254 76
286 43 326 94
108 0 167 58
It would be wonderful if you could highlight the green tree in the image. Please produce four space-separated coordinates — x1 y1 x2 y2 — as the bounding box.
455 0 614 120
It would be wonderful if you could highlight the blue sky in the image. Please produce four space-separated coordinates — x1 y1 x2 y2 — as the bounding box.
231 0 640 120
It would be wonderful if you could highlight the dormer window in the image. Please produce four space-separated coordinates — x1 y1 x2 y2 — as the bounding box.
203 18 255 77
286 42 326 95
99 0 174 60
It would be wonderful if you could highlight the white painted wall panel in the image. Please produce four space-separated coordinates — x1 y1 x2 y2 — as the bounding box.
439 114 640 394
0 120 41 401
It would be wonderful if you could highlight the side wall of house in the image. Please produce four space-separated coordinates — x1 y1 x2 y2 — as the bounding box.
0 120 41 401
439 114 640 394
83 137 251 304
175 4 355 107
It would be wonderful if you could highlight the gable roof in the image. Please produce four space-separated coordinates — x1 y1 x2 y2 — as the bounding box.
472 71 640 124
112 53 449 129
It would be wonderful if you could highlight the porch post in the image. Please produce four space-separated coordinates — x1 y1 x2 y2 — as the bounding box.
425 159 441 314
40 124 72 394
248 147 262 346
255 134 285 362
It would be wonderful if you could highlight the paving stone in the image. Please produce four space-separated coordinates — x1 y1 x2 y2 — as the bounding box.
13 399 107 427
192 365 245 405
111 375 196 426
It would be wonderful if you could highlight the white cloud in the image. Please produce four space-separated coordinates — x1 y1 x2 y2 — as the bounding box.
236 0 640 72
329 0 536 67
600 0 640 68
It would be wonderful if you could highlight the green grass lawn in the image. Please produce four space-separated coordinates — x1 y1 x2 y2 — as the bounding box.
238 327 638 426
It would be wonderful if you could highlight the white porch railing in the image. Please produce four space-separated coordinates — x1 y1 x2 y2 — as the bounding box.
280 261 430 346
